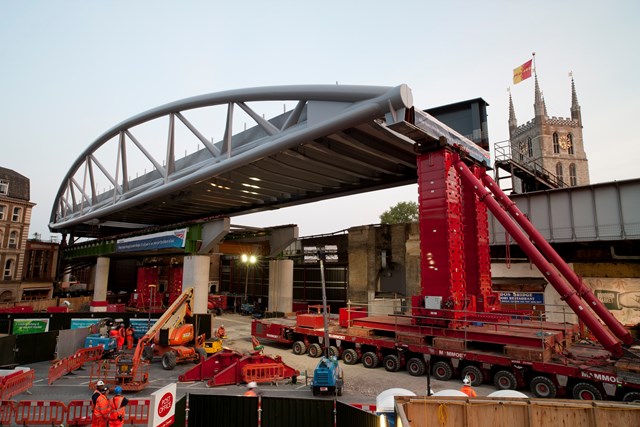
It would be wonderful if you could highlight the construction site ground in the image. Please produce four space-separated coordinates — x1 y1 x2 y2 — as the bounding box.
17 313 528 404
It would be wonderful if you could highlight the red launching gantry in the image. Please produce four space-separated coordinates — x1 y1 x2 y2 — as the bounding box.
252 108 640 402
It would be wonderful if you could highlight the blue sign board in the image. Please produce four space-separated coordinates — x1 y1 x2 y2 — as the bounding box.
499 292 544 305
116 228 187 253
129 318 158 339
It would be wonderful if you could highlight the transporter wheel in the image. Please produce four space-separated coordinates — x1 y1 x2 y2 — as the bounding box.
328 346 340 358
292 341 307 355
141 346 154 361
461 365 483 386
308 343 323 358
161 352 177 370
493 370 517 390
383 354 401 372
573 382 603 400
362 352 379 369
342 349 359 365
406 358 426 377
623 391 640 402
432 361 453 381
195 347 207 363
530 376 557 398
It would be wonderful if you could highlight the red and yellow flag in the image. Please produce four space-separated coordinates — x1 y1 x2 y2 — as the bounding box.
513 59 533 84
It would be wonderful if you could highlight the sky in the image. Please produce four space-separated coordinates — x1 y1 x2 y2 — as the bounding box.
1 1 639 239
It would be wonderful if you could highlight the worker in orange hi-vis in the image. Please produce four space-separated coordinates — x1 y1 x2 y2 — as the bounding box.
216 324 226 339
91 381 110 427
108 386 129 427
459 377 477 397
243 382 258 397
109 327 121 351
125 325 135 350
117 325 126 351
251 336 264 353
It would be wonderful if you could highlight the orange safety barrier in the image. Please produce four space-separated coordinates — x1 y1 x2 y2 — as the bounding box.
242 363 285 383
0 369 34 400
48 358 69 385
125 398 151 425
66 400 93 426
15 400 67 426
0 400 15 425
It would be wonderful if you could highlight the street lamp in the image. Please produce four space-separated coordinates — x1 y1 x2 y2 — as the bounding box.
241 254 257 304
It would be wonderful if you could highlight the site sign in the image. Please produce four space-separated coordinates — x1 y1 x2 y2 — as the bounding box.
116 228 187 253
12 318 49 335
499 292 544 305
149 382 176 427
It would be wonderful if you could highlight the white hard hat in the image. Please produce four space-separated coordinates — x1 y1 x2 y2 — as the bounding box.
463 377 470 385
247 382 257 389
96 380 105 387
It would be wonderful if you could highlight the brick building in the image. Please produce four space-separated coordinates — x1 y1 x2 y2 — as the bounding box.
0 167 36 302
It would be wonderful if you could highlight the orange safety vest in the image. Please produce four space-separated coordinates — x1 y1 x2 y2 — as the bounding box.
91 392 110 427
460 385 477 397
243 389 257 397
108 395 126 427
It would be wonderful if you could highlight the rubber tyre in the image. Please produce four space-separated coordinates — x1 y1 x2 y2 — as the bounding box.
406 358 426 377
308 343 322 358
432 361 453 381
362 352 379 369
292 341 307 355
337 380 344 396
461 365 483 386
161 352 177 370
623 391 640 402
195 347 207 363
383 354 401 372
291 376 297 385
141 346 154 361
573 382 603 400
342 349 359 365
493 370 517 390
328 346 339 358
530 376 557 398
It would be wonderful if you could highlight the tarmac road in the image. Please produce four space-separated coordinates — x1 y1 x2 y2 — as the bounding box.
18 312 525 404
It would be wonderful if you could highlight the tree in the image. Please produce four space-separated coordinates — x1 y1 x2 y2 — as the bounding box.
379 201 418 224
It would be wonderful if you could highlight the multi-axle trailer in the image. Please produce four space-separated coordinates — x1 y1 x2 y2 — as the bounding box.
254 109 640 401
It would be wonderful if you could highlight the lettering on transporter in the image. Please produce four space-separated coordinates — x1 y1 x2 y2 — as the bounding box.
438 350 465 359
579 371 622 384
329 334 346 340
266 334 281 339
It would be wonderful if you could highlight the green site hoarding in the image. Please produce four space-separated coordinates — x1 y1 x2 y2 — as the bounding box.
12 318 50 335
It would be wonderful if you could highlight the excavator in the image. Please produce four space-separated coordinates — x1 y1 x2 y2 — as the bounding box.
92 287 205 391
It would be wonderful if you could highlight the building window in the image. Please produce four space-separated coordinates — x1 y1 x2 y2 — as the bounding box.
0 231 3 248
0 205 5 221
3 259 14 280
567 133 574 154
556 162 564 186
527 137 533 157
0 180 8 195
569 163 577 186
553 133 560 154
8 231 18 249
12 207 21 222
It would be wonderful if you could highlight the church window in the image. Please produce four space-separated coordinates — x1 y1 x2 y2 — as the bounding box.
569 163 577 186
567 133 574 154
553 133 560 154
527 137 533 157
556 162 564 186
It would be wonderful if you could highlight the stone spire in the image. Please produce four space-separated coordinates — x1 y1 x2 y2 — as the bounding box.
533 74 546 119
508 91 517 135
570 75 582 125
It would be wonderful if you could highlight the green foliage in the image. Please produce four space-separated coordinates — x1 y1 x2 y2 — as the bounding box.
379 201 418 224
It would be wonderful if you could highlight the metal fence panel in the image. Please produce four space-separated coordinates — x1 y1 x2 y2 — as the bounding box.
15 331 57 364
262 396 334 427
337 401 380 427
189 394 258 427
0 335 16 367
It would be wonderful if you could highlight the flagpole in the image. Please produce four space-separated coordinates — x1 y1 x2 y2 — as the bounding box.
532 52 537 76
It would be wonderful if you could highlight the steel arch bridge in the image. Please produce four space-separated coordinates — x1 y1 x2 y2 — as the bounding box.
50 84 487 239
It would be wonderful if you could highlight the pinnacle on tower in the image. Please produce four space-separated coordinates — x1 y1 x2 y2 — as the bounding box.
508 92 517 134
570 75 582 124
533 74 546 119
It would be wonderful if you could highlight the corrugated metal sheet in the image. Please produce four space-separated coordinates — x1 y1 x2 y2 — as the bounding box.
337 401 380 427
489 178 640 244
262 397 333 427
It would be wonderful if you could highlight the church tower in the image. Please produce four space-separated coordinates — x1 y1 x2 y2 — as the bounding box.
507 75 590 192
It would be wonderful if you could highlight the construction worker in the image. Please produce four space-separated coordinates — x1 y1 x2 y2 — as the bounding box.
216 324 226 339
251 336 264 353
459 377 477 397
91 380 110 427
117 325 126 351
108 386 129 427
125 325 135 350
243 381 258 397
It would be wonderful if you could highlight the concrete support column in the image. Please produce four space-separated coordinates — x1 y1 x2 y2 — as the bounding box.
268 259 293 313
183 255 210 314
90 257 110 312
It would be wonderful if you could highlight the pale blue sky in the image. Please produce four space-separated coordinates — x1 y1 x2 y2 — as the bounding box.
2 1 639 238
